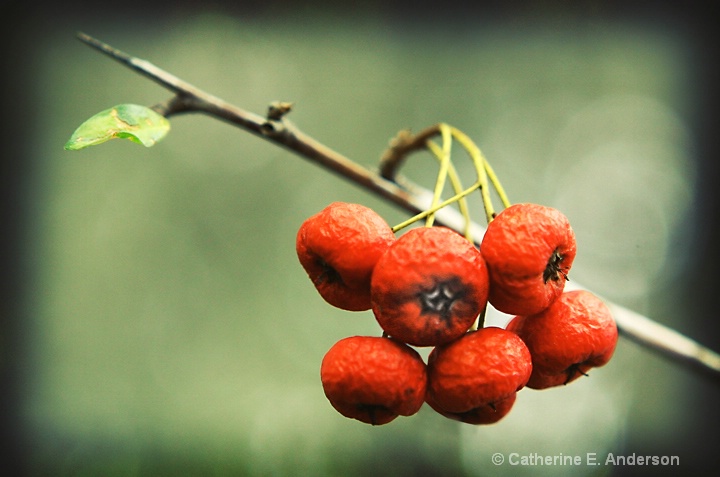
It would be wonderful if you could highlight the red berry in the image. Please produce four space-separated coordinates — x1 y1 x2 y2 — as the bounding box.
370 226 489 346
426 390 517 425
320 336 427 425
480 203 577 316
506 290 618 389
296 202 395 311
426 327 532 418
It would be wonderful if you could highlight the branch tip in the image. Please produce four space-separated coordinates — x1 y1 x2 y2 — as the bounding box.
76 31 133 65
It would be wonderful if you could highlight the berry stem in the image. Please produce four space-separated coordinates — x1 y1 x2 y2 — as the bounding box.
448 126 512 218
447 127 496 223
474 306 487 330
391 123 508 234
425 140 472 240
390 123 478 237
482 157 512 209
391 181 482 233
384 123 508 232
425 124 453 228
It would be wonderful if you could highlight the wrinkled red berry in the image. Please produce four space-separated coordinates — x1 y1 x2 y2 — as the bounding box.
371 226 489 346
320 336 427 425
506 290 618 389
426 327 532 418
480 203 576 316
296 202 395 311
426 390 517 425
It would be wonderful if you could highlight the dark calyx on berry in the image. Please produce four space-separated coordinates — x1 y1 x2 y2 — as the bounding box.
543 249 569 284
356 403 390 426
564 363 590 385
314 259 343 285
417 277 466 320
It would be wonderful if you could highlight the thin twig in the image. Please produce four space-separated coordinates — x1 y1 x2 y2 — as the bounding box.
75 32 720 382
379 125 441 180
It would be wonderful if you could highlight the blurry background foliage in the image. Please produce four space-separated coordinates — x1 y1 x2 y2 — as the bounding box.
2 1 719 476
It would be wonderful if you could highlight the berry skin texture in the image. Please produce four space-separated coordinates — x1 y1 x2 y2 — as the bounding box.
370 226 489 347
320 336 427 425
296 202 395 311
426 327 532 416
426 390 517 425
506 290 618 389
480 203 577 316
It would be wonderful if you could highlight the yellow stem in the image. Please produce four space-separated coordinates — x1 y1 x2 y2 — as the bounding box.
483 158 511 209
425 124 453 228
391 180 482 233
426 140 472 240
447 126 513 219
447 126 495 223
389 123 509 234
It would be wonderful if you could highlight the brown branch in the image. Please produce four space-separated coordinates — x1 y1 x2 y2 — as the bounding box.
74 32 720 383
379 125 443 180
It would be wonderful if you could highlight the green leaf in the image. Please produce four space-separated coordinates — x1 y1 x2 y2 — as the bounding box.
64 104 170 150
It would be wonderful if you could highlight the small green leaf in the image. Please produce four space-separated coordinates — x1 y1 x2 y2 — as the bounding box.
64 104 170 150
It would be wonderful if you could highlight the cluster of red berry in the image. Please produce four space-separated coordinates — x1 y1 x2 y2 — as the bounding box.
296 201 618 426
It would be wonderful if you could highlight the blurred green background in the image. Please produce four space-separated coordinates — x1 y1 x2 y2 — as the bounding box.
3 2 719 476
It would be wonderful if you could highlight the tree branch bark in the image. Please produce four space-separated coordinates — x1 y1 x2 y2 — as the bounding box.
74 32 720 382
